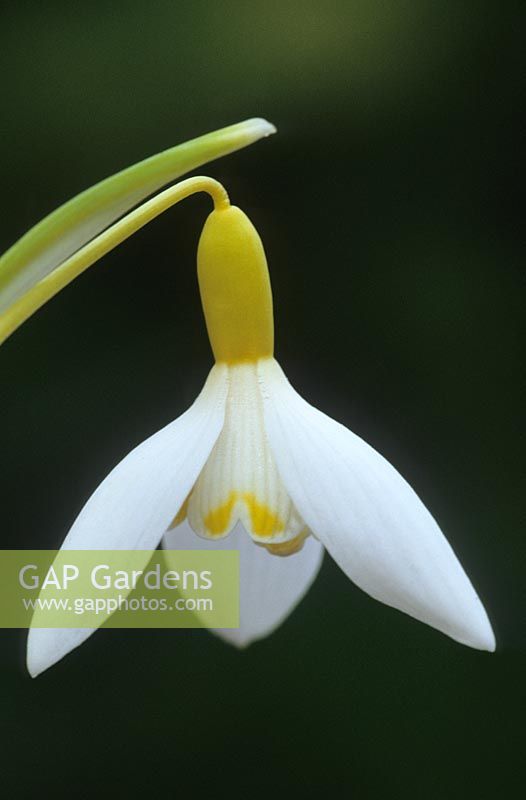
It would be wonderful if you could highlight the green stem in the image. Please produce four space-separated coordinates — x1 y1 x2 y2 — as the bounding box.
0 176 229 345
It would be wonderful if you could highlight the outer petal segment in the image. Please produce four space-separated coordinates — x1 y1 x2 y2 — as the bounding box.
163 521 324 647
258 359 495 651
27 364 229 677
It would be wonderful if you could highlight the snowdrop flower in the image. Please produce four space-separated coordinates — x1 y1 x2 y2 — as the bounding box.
0 119 494 676
169 205 495 655
29 190 495 675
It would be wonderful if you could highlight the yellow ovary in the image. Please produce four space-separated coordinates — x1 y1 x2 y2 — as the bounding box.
197 206 274 364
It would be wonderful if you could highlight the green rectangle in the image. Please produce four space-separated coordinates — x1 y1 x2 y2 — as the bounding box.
0 550 239 629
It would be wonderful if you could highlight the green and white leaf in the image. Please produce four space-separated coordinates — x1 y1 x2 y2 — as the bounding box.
0 117 275 318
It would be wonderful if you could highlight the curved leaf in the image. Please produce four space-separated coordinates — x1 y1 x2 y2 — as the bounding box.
0 117 275 315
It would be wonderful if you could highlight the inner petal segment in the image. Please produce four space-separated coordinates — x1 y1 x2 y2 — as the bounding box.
185 361 306 546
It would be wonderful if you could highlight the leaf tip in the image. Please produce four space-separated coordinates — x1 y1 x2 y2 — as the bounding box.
245 117 278 138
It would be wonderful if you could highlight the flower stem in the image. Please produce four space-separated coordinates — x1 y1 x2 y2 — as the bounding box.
0 176 229 346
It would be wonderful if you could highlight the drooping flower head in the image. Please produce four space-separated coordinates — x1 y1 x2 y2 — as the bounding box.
0 119 495 676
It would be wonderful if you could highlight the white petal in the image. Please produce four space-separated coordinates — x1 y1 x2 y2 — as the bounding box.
27 364 228 677
163 521 324 647
258 358 495 651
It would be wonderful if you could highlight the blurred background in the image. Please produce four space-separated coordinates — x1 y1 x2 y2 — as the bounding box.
0 1 524 797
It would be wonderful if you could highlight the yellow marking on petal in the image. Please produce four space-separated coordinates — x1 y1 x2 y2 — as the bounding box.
241 492 285 537
203 492 237 536
169 497 189 530
263 529 309 556
201 489 286 538
197 206 274 364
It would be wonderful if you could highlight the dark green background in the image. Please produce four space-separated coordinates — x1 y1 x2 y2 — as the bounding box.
1 2 524 797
